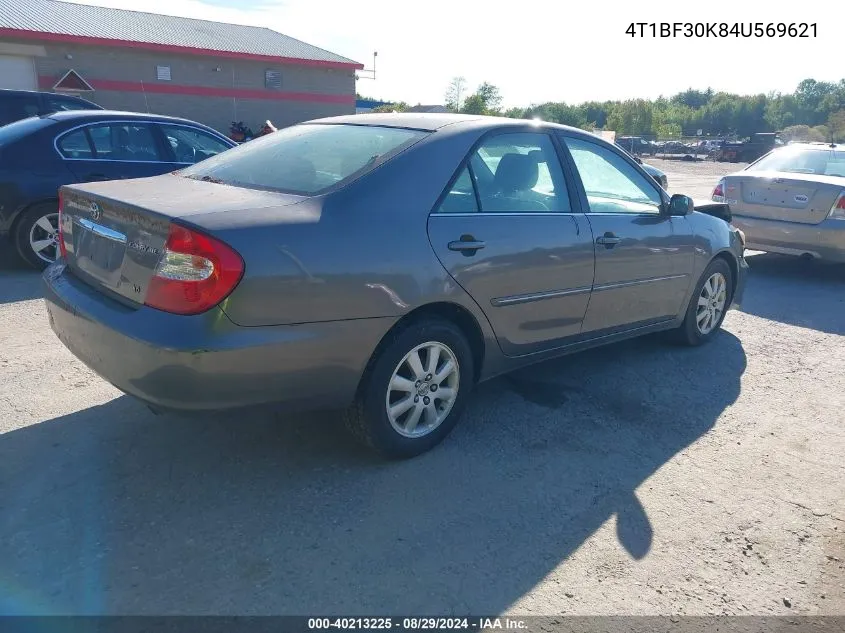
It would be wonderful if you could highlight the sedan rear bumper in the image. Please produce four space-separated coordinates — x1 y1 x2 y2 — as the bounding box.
731 214 845 263
43 263 393 413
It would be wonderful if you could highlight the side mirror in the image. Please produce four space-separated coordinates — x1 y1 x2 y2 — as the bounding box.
668 194 694 216
634 156 643 164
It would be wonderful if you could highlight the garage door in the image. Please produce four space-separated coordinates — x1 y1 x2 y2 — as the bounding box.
0 55 36 90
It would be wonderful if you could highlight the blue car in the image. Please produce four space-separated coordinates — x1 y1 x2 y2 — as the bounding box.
0 110 235 269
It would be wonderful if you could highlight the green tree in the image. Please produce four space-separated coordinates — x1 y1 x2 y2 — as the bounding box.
460 93 487 115
476 82 503 113
829 110 845 141
371 102 408 113
445 76 467 112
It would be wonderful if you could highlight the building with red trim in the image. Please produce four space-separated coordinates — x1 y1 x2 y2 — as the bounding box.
0 0 363 132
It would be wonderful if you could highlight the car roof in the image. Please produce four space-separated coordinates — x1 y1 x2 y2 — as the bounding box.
304 112 600 138
784 142 844 151
0 88 92 99
44 109 218 127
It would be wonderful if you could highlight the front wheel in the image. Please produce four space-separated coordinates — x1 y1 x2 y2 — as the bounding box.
14 203 60 270
343 319 475 459
673 258 733 346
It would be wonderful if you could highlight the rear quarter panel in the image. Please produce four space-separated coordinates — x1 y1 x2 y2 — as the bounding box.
199 126 498 333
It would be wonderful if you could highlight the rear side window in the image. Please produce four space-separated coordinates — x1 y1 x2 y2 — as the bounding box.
178 123 428 195
57 129 94 159
87 123 162 162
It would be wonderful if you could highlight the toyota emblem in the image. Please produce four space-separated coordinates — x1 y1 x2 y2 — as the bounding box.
90 201 102 221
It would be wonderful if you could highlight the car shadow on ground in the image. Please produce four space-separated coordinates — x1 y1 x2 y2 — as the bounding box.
0 239 42 304
0 331 746 615
740 253 844 335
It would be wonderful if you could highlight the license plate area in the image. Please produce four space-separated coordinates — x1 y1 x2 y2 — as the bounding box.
74 217 128 286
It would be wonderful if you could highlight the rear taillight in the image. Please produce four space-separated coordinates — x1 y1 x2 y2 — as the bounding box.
57 191 67 259
829 191 845 220
144 224 244 315
712 180 725 202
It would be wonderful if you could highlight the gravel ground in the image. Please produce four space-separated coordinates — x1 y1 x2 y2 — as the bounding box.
0 159 843 616
645 157 749 199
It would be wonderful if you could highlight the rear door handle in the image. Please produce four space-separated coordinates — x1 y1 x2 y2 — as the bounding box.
448 238 486 254
596 233 622 247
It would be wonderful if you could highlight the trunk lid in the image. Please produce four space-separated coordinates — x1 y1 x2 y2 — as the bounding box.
724 171 843 225
60 174 306 306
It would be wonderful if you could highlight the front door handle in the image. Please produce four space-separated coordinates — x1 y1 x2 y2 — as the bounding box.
596 233 622 248
448 235 486 255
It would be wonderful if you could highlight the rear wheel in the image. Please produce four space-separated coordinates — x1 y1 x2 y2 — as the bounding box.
674 258 733 346
14 202 60 270
343 319 474 459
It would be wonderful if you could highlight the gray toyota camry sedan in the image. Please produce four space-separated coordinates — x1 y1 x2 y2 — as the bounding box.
44 113 747 458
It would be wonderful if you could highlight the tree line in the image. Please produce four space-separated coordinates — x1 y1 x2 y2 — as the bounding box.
362 77 845 142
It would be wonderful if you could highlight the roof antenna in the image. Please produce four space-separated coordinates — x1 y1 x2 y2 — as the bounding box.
140 80 150 113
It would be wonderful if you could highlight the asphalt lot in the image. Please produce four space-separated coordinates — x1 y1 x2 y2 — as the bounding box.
0 159 843 616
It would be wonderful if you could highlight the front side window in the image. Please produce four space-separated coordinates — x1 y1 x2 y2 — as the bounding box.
160 125 232 164
87 123 161 162
469 132 570 213
563 136 662 214
179 123 427 195
748 147 845 177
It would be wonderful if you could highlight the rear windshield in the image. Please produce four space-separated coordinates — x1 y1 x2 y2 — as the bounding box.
0 116 53 148
178 123 428 195
748 147 845 177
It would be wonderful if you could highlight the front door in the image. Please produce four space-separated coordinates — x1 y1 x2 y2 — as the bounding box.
559 134 695 335
427 131 595 357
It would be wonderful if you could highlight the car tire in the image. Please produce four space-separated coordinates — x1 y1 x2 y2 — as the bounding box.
343 318 475 459
13 202 60 270
673 258 734 347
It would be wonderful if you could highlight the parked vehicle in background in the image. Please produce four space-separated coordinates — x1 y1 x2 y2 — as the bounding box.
44 113 747 459
616 136 655 156
660 140 696 156
715 132 783 163
712 143 845 261
0 89 102 127
0 110 235 268
627 153 669 189
697 139 724 154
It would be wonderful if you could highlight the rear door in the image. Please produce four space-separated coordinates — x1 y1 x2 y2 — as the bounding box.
559 133 695 335
427 130 595 357
57 121 172 183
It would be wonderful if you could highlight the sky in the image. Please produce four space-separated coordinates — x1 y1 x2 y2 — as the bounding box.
66 0 839 108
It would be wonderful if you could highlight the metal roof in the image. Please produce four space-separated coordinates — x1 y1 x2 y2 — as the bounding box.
0 0 361 68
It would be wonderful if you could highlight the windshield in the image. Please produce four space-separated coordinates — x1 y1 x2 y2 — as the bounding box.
178 123 428 195
748 147 845 177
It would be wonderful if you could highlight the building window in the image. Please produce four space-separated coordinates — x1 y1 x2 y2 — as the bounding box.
156 65 171 81
265 69 282 90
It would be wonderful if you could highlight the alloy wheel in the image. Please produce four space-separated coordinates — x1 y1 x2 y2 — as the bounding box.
696 272 728 335
28 213 60 264
385 341 460 438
